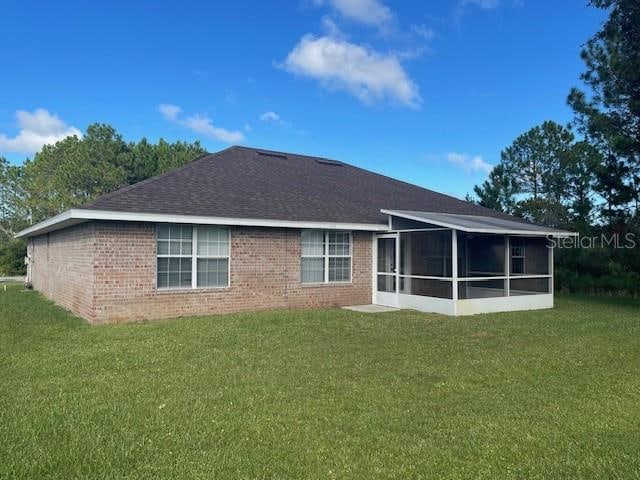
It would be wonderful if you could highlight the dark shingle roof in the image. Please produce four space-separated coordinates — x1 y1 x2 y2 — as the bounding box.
80 146 518 225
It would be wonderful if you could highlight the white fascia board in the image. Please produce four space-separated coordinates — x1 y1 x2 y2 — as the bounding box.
380 209 577 237
16 208 389 238
15 210 77 238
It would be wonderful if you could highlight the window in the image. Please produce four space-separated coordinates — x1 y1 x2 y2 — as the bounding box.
301 230 352 283
157 224 229 289
328 232 351 282
196 226 230 287
301 230 325 283
511 238 525 275
157 225 193 288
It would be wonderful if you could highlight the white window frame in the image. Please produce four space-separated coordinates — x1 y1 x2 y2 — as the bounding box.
301 230 353 284
193 226 231 289
156 224 230 290
156 224 194 290
301 230 326 284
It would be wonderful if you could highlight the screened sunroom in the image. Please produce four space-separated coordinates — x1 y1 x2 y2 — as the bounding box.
374 210 575 316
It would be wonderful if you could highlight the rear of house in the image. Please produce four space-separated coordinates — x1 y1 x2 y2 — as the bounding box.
17 146 573 323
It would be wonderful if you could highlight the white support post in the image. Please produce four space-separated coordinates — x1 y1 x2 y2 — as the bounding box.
371 233 377 304
549 239 554 295
452 230 458 308
505 235 510 297
191 226 198 289
395 232 400 297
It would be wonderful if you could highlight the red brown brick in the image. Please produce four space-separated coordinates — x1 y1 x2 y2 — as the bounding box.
29 221 373 324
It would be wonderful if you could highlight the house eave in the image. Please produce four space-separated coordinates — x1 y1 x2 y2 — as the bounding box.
380 209 578 237
15 209 389 238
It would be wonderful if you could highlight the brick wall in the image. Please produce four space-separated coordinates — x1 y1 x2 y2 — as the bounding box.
30 221 373 323
29 222 95 320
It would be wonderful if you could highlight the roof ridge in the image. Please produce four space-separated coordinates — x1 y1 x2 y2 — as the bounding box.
232 145 340 162
189 145 513 221
79 147 235 210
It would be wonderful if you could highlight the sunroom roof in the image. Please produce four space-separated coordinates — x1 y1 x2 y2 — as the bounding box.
381 210 576 237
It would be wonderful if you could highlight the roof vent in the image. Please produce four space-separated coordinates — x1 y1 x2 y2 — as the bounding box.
315 158 343 166
257 151 288 160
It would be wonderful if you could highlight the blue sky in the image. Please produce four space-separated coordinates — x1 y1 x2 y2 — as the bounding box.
0 0 604 198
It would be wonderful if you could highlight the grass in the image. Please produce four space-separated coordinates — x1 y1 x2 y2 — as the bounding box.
1 284 639 479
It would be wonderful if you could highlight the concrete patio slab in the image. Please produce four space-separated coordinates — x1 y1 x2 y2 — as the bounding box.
342 304 401 313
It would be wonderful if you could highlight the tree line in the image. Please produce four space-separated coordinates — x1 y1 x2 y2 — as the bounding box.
470 0 640 295
0 126 206 274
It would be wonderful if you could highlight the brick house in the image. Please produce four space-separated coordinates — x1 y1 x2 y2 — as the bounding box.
17 146 573 324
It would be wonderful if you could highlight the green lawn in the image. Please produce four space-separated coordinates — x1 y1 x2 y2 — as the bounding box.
1 284 639 479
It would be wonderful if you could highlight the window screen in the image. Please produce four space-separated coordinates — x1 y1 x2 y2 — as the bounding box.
157 225 193 288
301 230 352 283
196 226 229 287
157 225 229 289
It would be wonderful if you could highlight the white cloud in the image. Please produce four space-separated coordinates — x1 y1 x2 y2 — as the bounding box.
158 104 245 144
259 111 289 126
259 111 281 123
0 109 82 154
158 103 181 122
181 114 245 143
282 35 421 108
258 111 305 135
315 0 393 27
320 15 344 37
447 152 493 175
